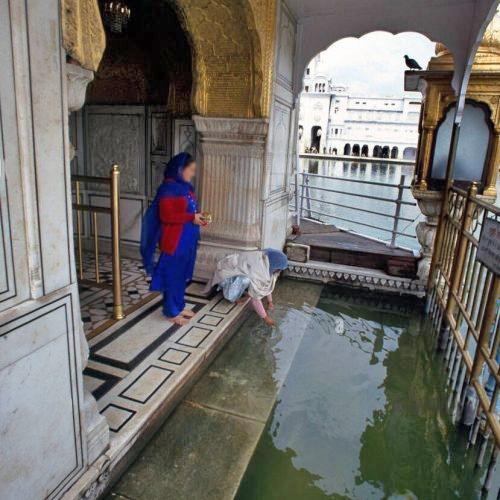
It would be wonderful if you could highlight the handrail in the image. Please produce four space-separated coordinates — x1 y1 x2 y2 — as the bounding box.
71 165 123 324
293 171 418 246
294 171 413 189
429 183 500 452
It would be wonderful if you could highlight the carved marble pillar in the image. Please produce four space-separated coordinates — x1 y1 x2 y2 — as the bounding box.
412 189 443 282
193 116 269 278
66 61 110 464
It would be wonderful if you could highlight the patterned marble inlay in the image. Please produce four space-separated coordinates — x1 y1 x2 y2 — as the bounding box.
79 253 154 335
82 270 248 452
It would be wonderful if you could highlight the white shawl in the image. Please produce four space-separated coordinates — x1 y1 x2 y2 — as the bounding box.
205 251 277 300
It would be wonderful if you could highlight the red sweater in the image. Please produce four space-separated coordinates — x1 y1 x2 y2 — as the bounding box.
159 196 195 255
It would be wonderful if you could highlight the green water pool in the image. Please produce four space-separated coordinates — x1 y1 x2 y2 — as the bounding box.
236 285 499 500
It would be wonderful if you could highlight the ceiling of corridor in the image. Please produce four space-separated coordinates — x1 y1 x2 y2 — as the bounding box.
287 0 499 95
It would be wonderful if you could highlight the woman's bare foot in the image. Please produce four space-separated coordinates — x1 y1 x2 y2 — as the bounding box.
181 308 195 318
168 315 189 326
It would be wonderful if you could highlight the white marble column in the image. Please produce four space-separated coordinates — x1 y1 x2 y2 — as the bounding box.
193 116 269 278
412 189 443 282
66 62 110 465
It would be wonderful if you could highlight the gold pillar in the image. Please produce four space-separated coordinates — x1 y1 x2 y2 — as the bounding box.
416 125 436 190
483 129 500 197
110 165 123 320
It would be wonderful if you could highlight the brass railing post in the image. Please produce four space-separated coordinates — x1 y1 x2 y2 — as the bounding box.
428 122 461 289
445 183 478 317
471 276 500 382
75 180 84 280
110 164 124 320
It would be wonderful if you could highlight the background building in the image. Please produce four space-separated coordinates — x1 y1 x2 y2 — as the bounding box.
299 53 421 160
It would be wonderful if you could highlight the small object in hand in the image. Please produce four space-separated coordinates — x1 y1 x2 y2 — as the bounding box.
200 211 212 224
263 315 275 327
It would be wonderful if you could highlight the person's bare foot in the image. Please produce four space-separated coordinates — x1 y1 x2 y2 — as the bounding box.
168 315 189 326
181 308 195 318
236 296 248 304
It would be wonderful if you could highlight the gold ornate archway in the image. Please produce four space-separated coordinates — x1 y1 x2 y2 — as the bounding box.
61 0 277 118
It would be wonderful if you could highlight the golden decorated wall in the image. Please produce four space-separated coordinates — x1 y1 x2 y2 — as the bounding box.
413 17 500 197
62 0 277 118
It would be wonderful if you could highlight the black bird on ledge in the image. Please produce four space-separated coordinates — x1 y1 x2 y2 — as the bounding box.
404 55 422 70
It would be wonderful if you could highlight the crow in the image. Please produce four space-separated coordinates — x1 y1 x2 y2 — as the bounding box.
404 55 422 70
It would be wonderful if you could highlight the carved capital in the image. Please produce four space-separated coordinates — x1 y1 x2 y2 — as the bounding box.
193 115 269 143
66 62 94 112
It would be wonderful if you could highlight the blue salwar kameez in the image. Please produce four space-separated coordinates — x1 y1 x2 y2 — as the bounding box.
141 153 199 318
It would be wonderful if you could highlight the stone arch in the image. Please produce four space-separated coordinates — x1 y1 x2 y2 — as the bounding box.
171 0 265 118
62 0 267 118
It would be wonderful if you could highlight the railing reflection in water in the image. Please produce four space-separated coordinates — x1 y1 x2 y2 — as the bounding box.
72 164 124 322
428 183 499 494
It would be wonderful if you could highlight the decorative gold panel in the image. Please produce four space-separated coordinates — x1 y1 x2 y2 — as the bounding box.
61 0 106 72
62 0 278 118
173 0 277 118
414 42 500 196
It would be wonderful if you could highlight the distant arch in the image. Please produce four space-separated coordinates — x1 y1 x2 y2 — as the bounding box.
391 146 399 159
361 144 369 157
382 146 390 158
352 144 360 156
311 126 322 151
373 145 381 158
403 147 417 160
344 143 351 156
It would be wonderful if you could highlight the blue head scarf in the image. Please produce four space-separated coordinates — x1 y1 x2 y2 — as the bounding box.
164 152 194 186
264 248 288 273
140 152 194 274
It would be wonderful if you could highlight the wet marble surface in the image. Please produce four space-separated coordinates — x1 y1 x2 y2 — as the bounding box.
106 279 324 500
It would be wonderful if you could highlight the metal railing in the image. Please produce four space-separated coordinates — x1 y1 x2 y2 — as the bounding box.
292 171 418 247
72 165 124 322
428 183 499 492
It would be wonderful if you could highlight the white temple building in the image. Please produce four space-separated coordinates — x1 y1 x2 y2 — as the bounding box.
298 53 422 160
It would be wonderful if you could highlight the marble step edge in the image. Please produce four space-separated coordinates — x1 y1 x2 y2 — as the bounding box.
62 303 251 500
285 259 426 297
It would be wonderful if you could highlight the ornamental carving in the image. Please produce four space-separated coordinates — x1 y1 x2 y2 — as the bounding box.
61 0 106 72
62 0 277 118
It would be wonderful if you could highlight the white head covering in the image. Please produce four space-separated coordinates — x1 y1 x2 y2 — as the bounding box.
205 251 277 300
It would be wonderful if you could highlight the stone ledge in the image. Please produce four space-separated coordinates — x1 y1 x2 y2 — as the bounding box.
285 260 426 297
193 115 269 141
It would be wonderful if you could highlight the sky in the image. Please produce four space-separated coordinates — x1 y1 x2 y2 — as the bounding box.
317 31 436 97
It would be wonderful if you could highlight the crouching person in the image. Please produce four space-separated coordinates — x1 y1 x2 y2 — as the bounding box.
205 249 288 326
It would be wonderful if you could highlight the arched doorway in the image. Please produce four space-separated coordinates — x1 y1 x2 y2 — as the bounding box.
391 146 399 159
344 143 351 156
382 146 390 158
71 0 194 338
361 144 369 157
352 144 360 156
403 147 417 160
310 126 322 151
373 145 381 158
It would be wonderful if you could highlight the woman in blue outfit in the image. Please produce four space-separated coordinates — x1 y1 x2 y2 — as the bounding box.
141 153 207 325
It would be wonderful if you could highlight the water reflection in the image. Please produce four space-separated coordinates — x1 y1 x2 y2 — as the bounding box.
237 286 497 500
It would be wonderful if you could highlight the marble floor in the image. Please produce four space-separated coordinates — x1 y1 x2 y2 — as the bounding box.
105 279 324 500
79 253 155 336
81 263 249 468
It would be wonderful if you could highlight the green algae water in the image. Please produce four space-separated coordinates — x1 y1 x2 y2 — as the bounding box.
236 286 499 500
